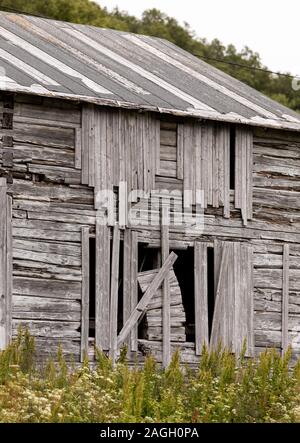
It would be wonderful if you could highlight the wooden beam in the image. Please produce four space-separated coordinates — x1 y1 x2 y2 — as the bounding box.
194 242 208 355
80 227 90 361
117 251 178 348
6 195 12 345
282 244 290 354
130 230 138 351
0 179 7 349
161 206 171 367
109 225 120 364
95 219 110 351
210 243 230 349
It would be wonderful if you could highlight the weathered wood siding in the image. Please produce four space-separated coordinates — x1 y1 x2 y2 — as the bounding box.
0 94 91 361
1 93 300 364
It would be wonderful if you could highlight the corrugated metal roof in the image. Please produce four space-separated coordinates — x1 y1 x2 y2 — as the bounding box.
0 11 300 131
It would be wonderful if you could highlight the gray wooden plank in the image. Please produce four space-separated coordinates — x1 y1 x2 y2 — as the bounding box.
109 225 120 364
130 230 138 351
282 243 290 353
161 206 171 367
0 179 7 349
80 227 90 361
177 123 184 180
95 218 110 351
194 241 208 355
5 195 12 345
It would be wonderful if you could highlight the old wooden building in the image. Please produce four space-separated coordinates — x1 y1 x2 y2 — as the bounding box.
1 12 300 365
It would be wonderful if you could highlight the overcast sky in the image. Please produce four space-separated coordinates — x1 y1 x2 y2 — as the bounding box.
97 0 299 76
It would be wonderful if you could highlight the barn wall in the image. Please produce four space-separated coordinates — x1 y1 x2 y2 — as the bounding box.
1 94 300 364
0 93 95 361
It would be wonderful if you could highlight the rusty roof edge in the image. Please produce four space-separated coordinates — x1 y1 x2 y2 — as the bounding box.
1 84 300 133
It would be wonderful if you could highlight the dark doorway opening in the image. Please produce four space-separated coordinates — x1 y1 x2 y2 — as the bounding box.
172 248 195 342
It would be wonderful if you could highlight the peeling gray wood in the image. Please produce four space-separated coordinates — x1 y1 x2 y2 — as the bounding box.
194 241 208 355
282 244 290 353
109 225 120 364
80 227 90 361
161 206 171 367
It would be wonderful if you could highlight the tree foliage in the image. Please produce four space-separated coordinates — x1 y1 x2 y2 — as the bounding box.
0 0 299 111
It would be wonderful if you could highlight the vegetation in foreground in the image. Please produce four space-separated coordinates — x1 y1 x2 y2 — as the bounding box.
0 0 299 112
0 330 300 423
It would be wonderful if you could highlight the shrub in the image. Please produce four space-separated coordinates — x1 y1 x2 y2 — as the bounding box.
0 330 299 423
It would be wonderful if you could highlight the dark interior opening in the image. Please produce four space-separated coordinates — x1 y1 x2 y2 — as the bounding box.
172 248 195 342
230 125 236 190
207 246 215 338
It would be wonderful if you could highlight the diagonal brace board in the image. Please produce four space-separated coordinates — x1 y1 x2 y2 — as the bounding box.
117 251 178 349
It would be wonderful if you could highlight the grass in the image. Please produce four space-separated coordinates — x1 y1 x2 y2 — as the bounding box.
0 329 300 423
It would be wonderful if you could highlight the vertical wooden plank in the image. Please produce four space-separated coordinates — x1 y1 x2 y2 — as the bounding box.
177 123 184 180
95 218 111 351
106 110 113 193
81 227 90 361
88 105 95 187
112 110 120 187
161 205 171 367
212 125 219 208
81 106 89 185
201 124 208 208
282 244 290 354
130 230 138 351
123 229 131 347
137 114 144 191
194 124 202 207
233 242 241 354
235 127 242 210
246 130 253 220
206 122 214 206
247 245 254 356
0 179 7 350
223 126 230 218
194 242 208 355
109 225 120 364
210 243 230 349
5 195 12 345
183 122 193 208
75 127 82 169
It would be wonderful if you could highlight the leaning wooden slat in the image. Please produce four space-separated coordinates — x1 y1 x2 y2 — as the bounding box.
80 227 90 361
130 230 138 351
282 244 290 354
161 206 171 367
81 106 89 185
210 243 230 349
5 195 12 345
194 242 208 355
109 225 120 364
177 123 184 180
117 252 178 348
95 218 111 351
0 179 7 349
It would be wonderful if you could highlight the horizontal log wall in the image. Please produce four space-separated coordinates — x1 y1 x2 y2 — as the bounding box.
0 94 89 361
2 94 300 364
